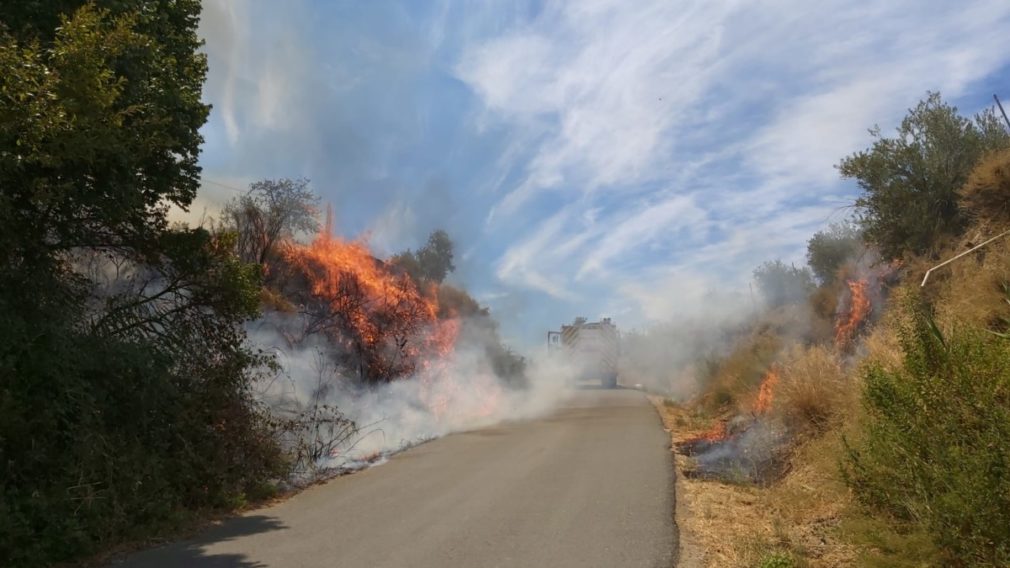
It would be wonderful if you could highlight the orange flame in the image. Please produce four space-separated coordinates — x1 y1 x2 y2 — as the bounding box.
835 278 870 348
753 367 779 414
699 420 729 441
283 229 459 382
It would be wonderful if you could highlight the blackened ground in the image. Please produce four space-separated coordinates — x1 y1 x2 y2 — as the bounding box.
110 389 676 568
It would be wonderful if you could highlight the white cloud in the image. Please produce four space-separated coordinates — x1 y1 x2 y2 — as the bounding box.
193 0 1010 338
457 0 1010 325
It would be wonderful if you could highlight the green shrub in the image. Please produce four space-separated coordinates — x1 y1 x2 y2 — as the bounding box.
844 297 1010 565
757 551 797 568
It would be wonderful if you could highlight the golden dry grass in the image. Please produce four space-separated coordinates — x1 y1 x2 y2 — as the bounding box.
772 345 851 437
859 306 905 373
931 232 1010 331
959 148 1010 227
651 396 771 567
698 329 782 413
653 384 860 566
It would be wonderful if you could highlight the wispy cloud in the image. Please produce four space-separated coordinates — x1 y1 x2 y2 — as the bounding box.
195 0 1010 344
454 0 1010 329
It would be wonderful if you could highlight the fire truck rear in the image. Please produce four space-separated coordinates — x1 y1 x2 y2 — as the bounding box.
548 317 620 388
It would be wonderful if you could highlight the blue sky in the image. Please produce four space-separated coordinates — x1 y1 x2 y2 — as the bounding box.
190 0 1010 350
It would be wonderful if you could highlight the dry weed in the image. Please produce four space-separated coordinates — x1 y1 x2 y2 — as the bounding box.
774 345 849 436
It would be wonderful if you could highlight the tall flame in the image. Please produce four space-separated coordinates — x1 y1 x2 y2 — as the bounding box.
282 229 459 382
753 367 779 414
835 278 870 348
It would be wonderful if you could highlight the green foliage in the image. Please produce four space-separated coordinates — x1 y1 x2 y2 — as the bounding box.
840 512 943 567
840 92 1010 259
0 3 285 565
844 297 1010 566
757 551 798 568
417 229 455 283
753 260 815 308
0 1 210 264
806 220 863 284
391 229 456 284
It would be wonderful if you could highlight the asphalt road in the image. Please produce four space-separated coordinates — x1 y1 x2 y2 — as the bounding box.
113 388 676 568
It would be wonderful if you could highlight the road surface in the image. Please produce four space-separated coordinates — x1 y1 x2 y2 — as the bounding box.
113 389 676 568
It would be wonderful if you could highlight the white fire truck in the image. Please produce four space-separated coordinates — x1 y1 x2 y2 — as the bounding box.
547 317 620 388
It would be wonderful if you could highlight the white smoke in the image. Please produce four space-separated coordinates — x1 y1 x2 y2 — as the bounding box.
247 316 578 481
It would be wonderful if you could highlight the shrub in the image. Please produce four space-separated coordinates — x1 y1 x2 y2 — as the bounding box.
807 221 864 284
758 551 797 568
960 148 1010 228
774 345 849 435
753 261 815 308
843 297 1010 565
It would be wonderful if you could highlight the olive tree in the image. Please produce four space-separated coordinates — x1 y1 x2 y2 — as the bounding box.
839 92 1010 258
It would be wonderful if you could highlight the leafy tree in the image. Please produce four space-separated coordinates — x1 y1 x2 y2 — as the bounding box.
391 229 456 284
223 178 320 266
839 92 1010 258
0 1 209 268
753 260 815 308
0 3 283 565
417 229 455 283
806 220 864 284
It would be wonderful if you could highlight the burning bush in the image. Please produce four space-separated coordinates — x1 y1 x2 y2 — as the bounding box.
275 233 459 384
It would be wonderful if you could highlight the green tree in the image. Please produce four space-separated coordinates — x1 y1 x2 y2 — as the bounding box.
0 1 209 267
0 3 283 565
806 220 864 284
839 92 1010 259
753 260 815 308
391 229 456 284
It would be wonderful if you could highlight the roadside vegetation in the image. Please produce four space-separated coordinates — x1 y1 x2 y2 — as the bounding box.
0 3 522 566
0 3 289 565
648 92 1010 567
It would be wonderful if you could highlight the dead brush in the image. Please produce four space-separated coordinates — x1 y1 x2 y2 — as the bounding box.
959 148 1010 227
934 232 1010 331
774 345 849 437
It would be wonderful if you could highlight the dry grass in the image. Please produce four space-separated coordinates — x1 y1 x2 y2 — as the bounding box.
773 345 851 437
959 148 1010 227
651 397 773 567
654 381 860 567
761 432 859 567
859 307 904 373
932 231 1010 331
699 329 782 413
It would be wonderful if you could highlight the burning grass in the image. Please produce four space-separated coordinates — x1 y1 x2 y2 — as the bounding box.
834 278 870 349
677 367 790 486
654 398 858 567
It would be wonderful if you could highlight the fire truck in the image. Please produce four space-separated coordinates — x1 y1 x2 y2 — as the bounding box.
548 317 620 388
